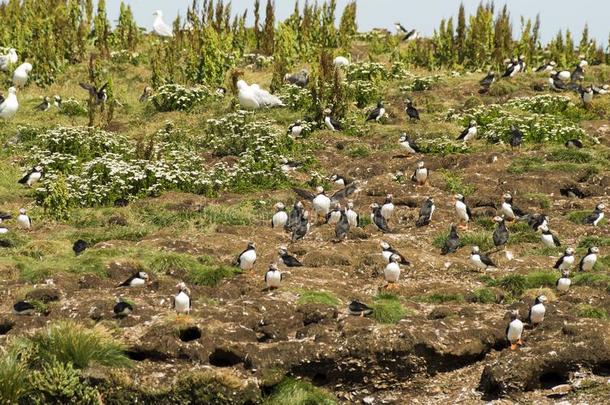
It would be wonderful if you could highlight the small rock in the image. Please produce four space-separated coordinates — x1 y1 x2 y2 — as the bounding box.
363 396 375 404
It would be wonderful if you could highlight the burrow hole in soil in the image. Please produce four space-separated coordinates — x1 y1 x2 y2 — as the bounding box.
539 371 568 389
179 326 202 342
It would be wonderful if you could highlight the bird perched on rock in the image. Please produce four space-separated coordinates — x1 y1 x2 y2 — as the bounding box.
370 203 390 233
554 247 575 271
284 69 309 87
528 295 547 327
509 126 524 148
117 271 149 287
0 87 19 119
348 300 373 316
323 108 343 131
398 133 420 154
174 282 191 315
236 242 257 270
18 166 42 187
441 224 460 255
556 270 571 292
502 57 522 78
548 71 568 91
457 120 477 142
34 96 51 112
493 216 509 248
365 101 386 123
470 245 496 270
579 246 599 272
12 62 32 87
16 208 31 229
271 202 288 229
79 82 108 105
411 161 429 186
334 209 350 241
454 194 471 228
380 241 410 265
415 197 435 228
500 192 525 221
292 211 310 242
264 263 282 289
53 95 62 109
583 203 605 226
405 99 420 121
292 184 357 222
152 10 173 37
560 186 585 199
384 254 402 288
114 298 133 318
73 239 88 256
539 224 561 247
346 200 359 228
526 213 548 231
506 310 524 350
278 247 303 267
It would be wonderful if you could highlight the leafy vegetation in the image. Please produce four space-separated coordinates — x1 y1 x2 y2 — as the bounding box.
265 378 337 405
370 293 406 324
297 290 340 306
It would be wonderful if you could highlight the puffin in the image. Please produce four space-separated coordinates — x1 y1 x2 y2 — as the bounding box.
401 29 418 41
500 192 525 221
288 120 304 137
384 254 402 288
348 300 373 317
34 96 51 112
502 58 521 78
411 161 429 186
553 247 575 271
405 99 420 121
394 21 408 34
506 310 524 350
264 263 282 289
380 241 410 265
271 202 288 229
539 224 561 247
579 246 599 272
16 208 31 229
113 299 133 318
415 197 435 228
454 194 471 228
346 200 359 227
398 133 420 154
480 71 495 88
380 194 394 221
365 101 386 123
334 209 350 241
528 295 547 327
280 157 303 173
236 242 257 270
509 126 524 148
329 174 350 187
18 166 43 187
278 247 303 267
560 186 585 199
493 216 509 248
117 271 149 287
470 245 496 270
324 108 343 131
53 95 62 109
79 82 108 105
174 282 191 315
291 211 310 242
284 69 309 87
441 224 460 255
311 187 331 220
527 213 548 231
571 61 586 81
139 86 153 102
72 239 88 255
457 120 477 142
0 218 8 234
583 203 605 226
13 301 35 315
549 71 568 91
326 203 342 225
370 203 390 233
580 85 593 107
565 139 583 149
556 270 571 292
286 201 304 231
535 61 556 72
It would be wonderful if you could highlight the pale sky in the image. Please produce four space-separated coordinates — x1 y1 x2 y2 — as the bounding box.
106 0 607 46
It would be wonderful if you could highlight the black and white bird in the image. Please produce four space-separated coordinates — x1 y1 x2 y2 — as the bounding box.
53 95 62 109
236 242 257 270
18 166 42 187
560 186 585 199
16 208 31 229
285 201 304 231
380 241 410 265
284 69 309 87
370 203 390 233
329 174 350 187
553 247 575 271
535 61 556 72
72 239 88 256
271 202 288 229
113 299 133 318
401 29 418 41
292 186 330 220
411 161 429 186
549 71 568 91
509 126 524 148
454 194 471 228
394 21 408 34
480 71 496 88
457 120 477 142
13 301 35 315
470 245 496 270
174 282 191 315
346 200 359 228
34 96 51 111
79 82 108 105
405 99 420 121
280 157 303 174
579 246 599 272
580 85 593 107
398 133 420 154
278 246 303 267
365 101 386 123
384 254 402 287
556 270 571 292
526 213 548 231
348 300 373 316
539 224 560 247
565 138 583 149
139 86 152 102
334 209 350 241
506 310 524 350
288 120 304 137
583 203 605 226
415 197 435 228
528 295 547 327
500 192 525 221
323 108 342 131
215 87 227 97
502 58 521 78
264 263 282 289
326 203 342 225
380 194 394 221
441 224 460 255
493 216 509 248
292 211 310 242
571 60 586 81
117 271 149 287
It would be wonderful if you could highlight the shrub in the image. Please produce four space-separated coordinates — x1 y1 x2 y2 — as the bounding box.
0 348 31 403
370 293 406 324
400 75 441 92
151 84 211 112
471 288 496 304
266 378 337 405
28 359 99 404
577 304 608 319
416 136 470 154
346 144 371 158
297 290 339 306
487 274 526 298
58 98 88 117
438 169 476 196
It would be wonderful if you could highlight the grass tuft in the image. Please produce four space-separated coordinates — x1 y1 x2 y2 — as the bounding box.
437 169 476 196
416 293 464 304
470 288 497 304
370 293 406 324
297 290 339 306
577 304 609 319
265 377 337 405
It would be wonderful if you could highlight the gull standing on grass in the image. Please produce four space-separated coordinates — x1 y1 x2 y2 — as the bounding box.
0 87 19 119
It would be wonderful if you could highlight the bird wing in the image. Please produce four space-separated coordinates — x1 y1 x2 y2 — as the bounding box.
457 127 469 140
331 183 357 202
98 82 109 92
292 187 315 201
553 255 565 269
552 234 561 246
17 170 32 184
512 206 526 217
34 100 47 110
284 254 302 267
79 82 96 95
583 213 598 224
481 254 496 267
502 64 515 77
0 94 5 105
365 108 380 122
403 29 416 41
117 275 135 287
465 203 473 219
397 23 408 33
390 248 410 265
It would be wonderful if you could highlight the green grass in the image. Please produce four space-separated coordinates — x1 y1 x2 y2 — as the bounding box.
0 348 31 403
416 293 465 304
265 378 337 405
198 204 258 226
507 156 545 174
433 231 494 251
437 169 476 196
578 236 610 248
547 148 592 164
577 304 609 319
525 192 551 209
345 144 371 158
296 290 339 306
470 288 497 304
148 252 240 287
370 293 406 324
572 273 610 288
485 271 556 298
